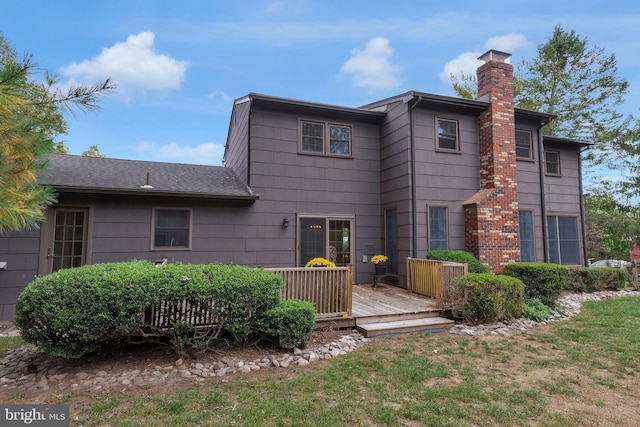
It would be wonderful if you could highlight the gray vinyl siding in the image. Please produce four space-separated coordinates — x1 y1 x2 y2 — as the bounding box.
0 229 41 319
247 107 382 283
379 100 412 284
224 99 251 185
516 127 546 262
412 108 480 255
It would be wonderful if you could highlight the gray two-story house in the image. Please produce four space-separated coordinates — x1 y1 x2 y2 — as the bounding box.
0 50 590 320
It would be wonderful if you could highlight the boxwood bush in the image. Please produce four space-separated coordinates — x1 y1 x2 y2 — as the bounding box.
565 267 627 293
263 299 316 349
426 250 490 273
16 261 313 358
454 273 525 325
503 262 569 307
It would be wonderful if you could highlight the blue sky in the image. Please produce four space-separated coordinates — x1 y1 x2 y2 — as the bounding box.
2 1 640 167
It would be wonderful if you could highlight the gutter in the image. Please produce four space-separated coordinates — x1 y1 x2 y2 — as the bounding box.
49 186 259 203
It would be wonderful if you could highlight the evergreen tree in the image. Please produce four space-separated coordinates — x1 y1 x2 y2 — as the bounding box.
0 33 114 232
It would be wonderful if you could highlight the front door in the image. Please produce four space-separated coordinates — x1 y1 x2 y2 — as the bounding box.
42 208 89 274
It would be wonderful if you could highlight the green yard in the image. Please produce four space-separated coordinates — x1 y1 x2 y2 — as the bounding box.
2 295 639 426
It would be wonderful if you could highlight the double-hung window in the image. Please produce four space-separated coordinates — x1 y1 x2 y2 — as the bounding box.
545 151 561 175
547 215 580 265
300 121 352 156
428 206 448 250
436 118 459 151
515 130 533 160
152 208 192 250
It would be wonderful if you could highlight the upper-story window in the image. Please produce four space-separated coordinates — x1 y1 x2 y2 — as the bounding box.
300 120 352 156
436 118 459 152
515 130 533 160
545 151 561 175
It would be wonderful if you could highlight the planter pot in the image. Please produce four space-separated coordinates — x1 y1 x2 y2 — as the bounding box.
374 264 387 276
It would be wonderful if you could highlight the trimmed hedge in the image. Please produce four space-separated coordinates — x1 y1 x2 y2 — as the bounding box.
565 267 627 293
426 250 490 273
503 262 569 307
16 261 314 358
454 273 525 325
263 299 316 349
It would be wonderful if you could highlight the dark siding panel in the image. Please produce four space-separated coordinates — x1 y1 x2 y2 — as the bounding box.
412 108 480 254
0 229 41 320
378 100 412 284
248 108 382 283
225 100 250 184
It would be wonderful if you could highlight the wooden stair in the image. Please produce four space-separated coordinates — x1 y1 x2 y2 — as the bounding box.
355 313 454 338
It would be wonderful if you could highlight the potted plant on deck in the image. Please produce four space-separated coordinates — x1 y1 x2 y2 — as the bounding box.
371 254 388 276
305 257 336 268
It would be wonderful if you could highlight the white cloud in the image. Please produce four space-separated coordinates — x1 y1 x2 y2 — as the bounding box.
439 33 529 85
136 141 226 165
61 31 189 93
340 37 402 91
439 52 481 85
484 33 529 52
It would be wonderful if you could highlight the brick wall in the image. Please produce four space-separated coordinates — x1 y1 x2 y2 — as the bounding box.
464 50 521 272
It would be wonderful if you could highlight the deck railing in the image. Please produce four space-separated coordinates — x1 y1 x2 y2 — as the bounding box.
265 266 353 319
406 258 467 308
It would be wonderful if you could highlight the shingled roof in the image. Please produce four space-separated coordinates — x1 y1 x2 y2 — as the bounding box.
39 154 258 201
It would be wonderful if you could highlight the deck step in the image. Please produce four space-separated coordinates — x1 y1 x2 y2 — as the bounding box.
355 310 442 325
355 316 454 338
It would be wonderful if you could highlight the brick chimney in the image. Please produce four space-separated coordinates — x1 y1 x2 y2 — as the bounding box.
463 50 520 272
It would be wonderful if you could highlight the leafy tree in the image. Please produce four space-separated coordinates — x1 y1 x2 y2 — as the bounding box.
0 33 114 233
81 144 106 157
584 191 640 261
450 26 639 197
53 141 69 154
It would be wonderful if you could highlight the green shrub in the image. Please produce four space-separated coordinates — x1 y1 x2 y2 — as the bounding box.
503 262 569 307
264 300 316 349
16 260 158 358
566 267 627 292
16 261 293 358
426 250 490 273
200 263 283 342
454 273 525 325
521 297 551 322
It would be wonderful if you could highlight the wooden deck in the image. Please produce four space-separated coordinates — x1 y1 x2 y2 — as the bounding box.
353 283 439 318
317 283 454 336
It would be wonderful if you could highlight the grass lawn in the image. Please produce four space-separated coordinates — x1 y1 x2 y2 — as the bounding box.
2 295 639 426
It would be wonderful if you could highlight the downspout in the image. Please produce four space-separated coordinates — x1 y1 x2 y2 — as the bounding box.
579 146 589 266
537 124 548 262
408 96 422 258
247 99 252 187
